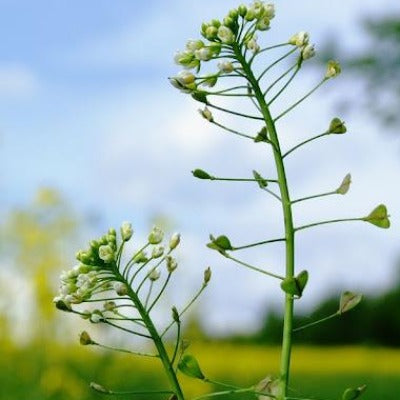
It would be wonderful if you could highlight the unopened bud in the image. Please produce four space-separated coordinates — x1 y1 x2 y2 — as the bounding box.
204 267 212 284
289 31 310 47
149 268 161 281
172 306 180 323
90 310 103 324
301 44 315 60
166 256 178 273
325 60 341 79
114 282 128 296
218 61 234 73
217 26 235 44
152 246 165 259
148 226 164 244
198 107 213 122
98 245 114 263
121 221 133 241
169 233 181 250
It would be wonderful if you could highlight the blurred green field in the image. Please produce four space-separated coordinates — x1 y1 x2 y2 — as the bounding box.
1 340 399 400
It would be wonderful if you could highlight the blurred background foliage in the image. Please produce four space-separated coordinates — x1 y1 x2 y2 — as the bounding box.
1 9 400 400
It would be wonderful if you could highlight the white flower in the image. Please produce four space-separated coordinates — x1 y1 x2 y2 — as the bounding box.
149 268 161 281
98 244 114 263
325 60 341 79
176 71 196 85
186 39 204 52
264 4 275 19
198 107 214 122
289 31 310 47
148 226 164 244
218 61 234 73
166 256 178 273
217 26 235 44
194 47 213 61
121 221 133 241
90 310 103 324
169 233 181 250
152 246 164 259
301 44 315 60
114 282 128 296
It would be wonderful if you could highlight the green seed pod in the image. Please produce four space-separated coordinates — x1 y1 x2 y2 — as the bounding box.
363 204 390 229
329 117 347 134
192 169 212 180
178 354 205 380
79 331 95 346
338 291 363 314
204 267 212 284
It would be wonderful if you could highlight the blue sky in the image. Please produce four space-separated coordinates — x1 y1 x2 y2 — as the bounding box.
1 0 399 334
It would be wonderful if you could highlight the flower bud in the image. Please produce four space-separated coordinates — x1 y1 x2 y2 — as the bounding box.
201 74 218 88
328 117 347 134
149 268 161 281
205 26 218 40
238 4 247 17
148 226 164 244
81 309 91 320
223 16 235 29
169 233 181 250
301 44 315 60
325 60 341 79
256 16 271 31
174 50 199 69
289 31 310 47
172 306 180 323
198 107 214 122
80 331 95 345
192 168 213 179
166 256 178 273
204 267 212 284
114 282 128 296
104 301 117 312
217 26 235 44
229 9 239 19
264 4 275 19
186 39 204 52
133 250 148 263
90 310 103 324
211 19 221 28
246 38 260 53
176 71 196 85
152 245 164 259
194 47 213 61
98 244 114 263
218 61 234 73
245 8 256 21
120 221 133 241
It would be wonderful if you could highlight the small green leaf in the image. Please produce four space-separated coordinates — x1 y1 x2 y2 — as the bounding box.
254 126 268 142
342 384 367 400
207 235 233 252
363 204 390 229
192 169 213 180
339 291 363 314
280 270 308 298
336 173 351 195
178 354 205 380
253 170 268 188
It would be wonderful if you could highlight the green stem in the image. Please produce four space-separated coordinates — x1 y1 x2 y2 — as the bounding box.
283 132 330 159
275 79 328 121
291 190 337 204
232 237 286 251
115 271 185 400
93 342 158 358
293 312 339 332
223 252 285 280
257 48 298 82
209 176 278 183
211 121 254 140
234 44 296 400
206 102 264 120
295 218 362 232
161 284 207 338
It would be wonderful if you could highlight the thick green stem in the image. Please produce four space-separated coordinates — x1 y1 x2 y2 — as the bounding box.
234 45 295 400
115 271 185 400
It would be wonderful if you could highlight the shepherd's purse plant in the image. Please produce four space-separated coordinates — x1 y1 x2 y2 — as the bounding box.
55 2 391 400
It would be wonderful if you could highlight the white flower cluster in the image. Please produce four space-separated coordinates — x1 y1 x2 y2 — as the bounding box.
289 31 315 60
54 222 182 312
171 1 276 93
54 264 107 308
